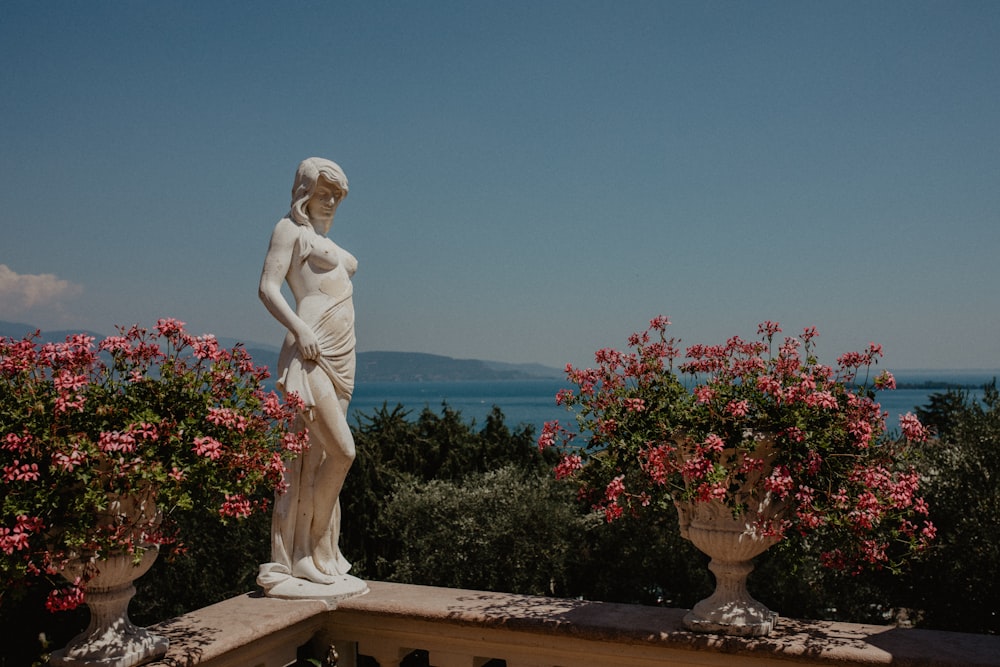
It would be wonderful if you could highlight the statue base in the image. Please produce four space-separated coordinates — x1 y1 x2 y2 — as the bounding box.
257 564 369 606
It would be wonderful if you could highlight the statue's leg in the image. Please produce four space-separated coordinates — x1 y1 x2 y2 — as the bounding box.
290 378 355 583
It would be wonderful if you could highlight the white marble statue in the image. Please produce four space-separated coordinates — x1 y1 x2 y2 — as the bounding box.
257 157 368 602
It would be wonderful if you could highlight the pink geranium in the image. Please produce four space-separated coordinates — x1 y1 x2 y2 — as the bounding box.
0 322 304 612
539 316 935 573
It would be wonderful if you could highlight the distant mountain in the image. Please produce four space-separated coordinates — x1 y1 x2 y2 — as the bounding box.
0 321 561 382
356 351 560 382
0 320 105 344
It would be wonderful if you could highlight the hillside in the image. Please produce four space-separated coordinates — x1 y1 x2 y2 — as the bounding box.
356 351 559 382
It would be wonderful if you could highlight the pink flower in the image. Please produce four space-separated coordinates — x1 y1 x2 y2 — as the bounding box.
874 370 896 390
623 398 646 412
281 431 309 453
54 392 87 413
596 418 617 436
725 399 749 418
701 434 726 453
46 581 86 612
53 445 87 472
128 422 158 441
191 335 221 361
681 455 713 481
3 460 40 483
3 432 32 454
848 418 875 448
555 388 574 405
649 315 671 331
554 454 583 480
53 370 88 393
693 385 716 404
921 521 937 540
601 501 624 523
757 321 781 337
98 430 137 454
605 475 626 501
537 421 560 450
219 494 252 519
641 443 676 485
860 539 887 565
98 335 131 354
756 374 782 398
207 407 248 432
0 516 43 555
899 413 928 442
154 318 186 337
782 427 805 443
804 390 838 410
764 465 794 498
193 436 224 460
695 482 727 502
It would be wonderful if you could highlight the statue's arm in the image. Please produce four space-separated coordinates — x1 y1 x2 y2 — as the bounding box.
259 219 321 360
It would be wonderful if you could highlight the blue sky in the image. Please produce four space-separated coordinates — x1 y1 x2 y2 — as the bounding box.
2 1 999 370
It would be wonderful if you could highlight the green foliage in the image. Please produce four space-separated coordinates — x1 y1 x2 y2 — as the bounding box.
908 380 1000 634
381 466 583 595
565 509 712 608
342 402 716 605
340 402 556 579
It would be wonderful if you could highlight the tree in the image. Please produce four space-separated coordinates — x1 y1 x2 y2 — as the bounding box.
908 381 1000 633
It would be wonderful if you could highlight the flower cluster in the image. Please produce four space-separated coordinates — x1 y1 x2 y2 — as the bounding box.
1 320 306 611
539 316 935 573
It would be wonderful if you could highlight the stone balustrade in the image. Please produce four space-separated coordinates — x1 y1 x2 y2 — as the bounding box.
148 580 1000 667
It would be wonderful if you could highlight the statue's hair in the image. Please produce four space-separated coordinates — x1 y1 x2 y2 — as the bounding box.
289 157 349 226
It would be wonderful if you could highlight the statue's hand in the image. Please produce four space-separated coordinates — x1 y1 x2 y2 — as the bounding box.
296 329 321 361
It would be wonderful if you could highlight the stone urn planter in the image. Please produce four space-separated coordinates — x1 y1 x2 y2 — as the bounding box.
676 498 782 637
50 547 169 667
50 490 168 667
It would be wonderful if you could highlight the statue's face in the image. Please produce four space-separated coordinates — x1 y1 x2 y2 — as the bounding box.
305 178 341 226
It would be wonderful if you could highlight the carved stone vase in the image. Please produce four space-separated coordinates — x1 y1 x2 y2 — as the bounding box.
50 547 169 667
51 490 168 666
676 498 781 637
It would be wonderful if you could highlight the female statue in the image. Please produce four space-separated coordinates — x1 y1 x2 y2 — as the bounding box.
257 157 366 598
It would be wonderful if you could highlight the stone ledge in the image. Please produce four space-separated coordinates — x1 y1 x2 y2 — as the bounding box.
138 581 1000 667
334 581 1000 666
147 593 328 667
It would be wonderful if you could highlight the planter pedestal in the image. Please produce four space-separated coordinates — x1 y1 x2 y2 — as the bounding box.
677 500 780 637
51 549 168 667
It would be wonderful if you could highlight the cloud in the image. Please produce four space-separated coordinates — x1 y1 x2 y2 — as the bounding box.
0 264 83 311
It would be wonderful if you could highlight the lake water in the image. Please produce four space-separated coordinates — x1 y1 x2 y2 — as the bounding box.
350 371 998 437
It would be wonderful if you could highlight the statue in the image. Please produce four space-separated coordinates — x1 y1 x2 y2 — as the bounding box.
256 157 368 602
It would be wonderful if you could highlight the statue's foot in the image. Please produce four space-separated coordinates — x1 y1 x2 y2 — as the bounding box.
291 557 339 584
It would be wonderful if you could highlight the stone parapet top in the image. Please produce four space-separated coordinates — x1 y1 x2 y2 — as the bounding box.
148 593 328 667
336 581 1000 666
143 581 1000 666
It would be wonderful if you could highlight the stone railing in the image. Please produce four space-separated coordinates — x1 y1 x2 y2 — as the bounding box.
148 580 1000 667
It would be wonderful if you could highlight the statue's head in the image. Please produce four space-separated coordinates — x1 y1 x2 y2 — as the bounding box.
290 157 349 226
